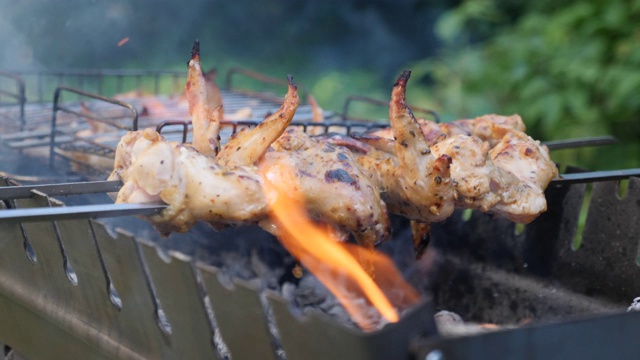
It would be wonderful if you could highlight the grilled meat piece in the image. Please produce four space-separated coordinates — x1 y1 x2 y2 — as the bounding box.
268 128 391 249
217 76 299 167
354 71 456 223
109 129 267 234
186 40 221 157
360 114 526 156
111 70 391 254
487 130 558 223
203 68 224 120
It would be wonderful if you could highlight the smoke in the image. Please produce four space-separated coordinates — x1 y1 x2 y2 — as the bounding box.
0 0 448 78
0 7 41 69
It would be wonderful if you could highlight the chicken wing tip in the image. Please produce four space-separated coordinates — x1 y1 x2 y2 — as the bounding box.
393 69 412 88
286 74 297 89
191 39 200 61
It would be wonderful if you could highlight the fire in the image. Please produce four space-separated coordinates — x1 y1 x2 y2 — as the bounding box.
259 159 420 330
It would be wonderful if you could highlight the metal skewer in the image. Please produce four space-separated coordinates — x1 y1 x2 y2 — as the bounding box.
551 168 640 184
0 180 122 200
0 203 166 223
544 135 619 150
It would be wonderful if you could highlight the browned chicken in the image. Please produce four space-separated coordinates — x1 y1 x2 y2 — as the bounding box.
186 40 221 157
110 63 391 258
217 76 300 167
488 130 558 223
203 68 224 120
353 71 456 224
336 70 557 257
109 128 267 235
361 114 526 155
267 127 391 250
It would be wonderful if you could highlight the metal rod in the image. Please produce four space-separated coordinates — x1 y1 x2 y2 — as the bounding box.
48 86 138 168
0 180 122 200
544 136 619 150
552 168 640 185
0 203 166 223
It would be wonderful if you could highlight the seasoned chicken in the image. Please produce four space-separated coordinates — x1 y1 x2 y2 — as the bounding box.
354 71 456 223
186 40 221 157
363 114 526 154
218 76 299 167
203 68 224 120
109 128 267 235
268 128 391 247
110 66 391 259
488 130 558 223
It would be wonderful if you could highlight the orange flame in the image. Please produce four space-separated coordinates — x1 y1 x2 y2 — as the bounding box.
259 159 420 330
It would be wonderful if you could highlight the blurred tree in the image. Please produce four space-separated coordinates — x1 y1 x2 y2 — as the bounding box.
411 0 640 169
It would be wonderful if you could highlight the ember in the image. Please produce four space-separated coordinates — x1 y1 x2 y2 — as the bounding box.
259 157 420 330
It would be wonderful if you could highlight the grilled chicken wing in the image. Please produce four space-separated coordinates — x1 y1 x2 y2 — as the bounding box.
203 68 224 120
109 128 267 234
354 71 456 223
111 69 391 257
217 76 299 167
186 40 221 157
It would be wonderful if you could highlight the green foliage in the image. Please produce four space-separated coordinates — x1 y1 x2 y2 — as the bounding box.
412 0 640 169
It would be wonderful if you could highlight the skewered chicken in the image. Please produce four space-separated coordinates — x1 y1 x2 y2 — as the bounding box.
350 71 457 224
266 127 391 250
110 58 391 260
109 128 267 234
217 79 390 252
348 71 557 225
110 40 557 265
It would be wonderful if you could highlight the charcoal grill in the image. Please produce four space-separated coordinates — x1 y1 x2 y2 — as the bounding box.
1 167 640 360
2 69 640 359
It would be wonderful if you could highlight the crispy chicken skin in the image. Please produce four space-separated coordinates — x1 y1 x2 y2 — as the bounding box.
355 71 456 223
488 130 558 223
268 128 391 249
203 68 224 121
361 114 526 155
186 40 221 157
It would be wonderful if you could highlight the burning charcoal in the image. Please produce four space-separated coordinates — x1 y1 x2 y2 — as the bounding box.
628 297 640 312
